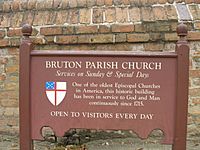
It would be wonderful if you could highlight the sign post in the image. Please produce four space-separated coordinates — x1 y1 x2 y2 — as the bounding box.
19 24 33 150
19 24 189 150
173 24 189 150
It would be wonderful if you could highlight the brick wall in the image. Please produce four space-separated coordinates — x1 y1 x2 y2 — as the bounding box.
0 0 200 138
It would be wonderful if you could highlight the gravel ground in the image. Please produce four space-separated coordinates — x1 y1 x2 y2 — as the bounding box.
0 134 200 150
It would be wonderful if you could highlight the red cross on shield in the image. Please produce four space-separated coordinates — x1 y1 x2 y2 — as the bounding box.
45 81 67 106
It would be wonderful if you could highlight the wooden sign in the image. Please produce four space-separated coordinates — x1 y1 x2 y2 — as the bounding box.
19 24 189 150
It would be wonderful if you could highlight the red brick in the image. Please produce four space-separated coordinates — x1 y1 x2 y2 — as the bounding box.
167 0 174 3
10 12 23 27
158 0 168 4
75 25 98 34
47 12 57 25
192 78 200 86
78 34 113 43
20 0 28 10
68 9 79 24
27 0 37 10
6 65 18 74
189 88 200 97
185 0 195 3
111 24 134 33
77 0 87 7
7 28 22 37
11 0 21 11
192 98 200 104
9 55 19 65
157 23 170 32
3 1 12 12
0 91 18 99
53 0 62 8
164 43 175 52
134 24 146 32
141 7 155 22
3 108 16 117
0 13 11 27
40 26 63 36
164 33 179 41
113 0 123 5
185 22 194 31
44 36 54 43
99 25 111 33
93 8 104 23
193 55 200 62
78 35 91 43
55 35 78 44
80 9 91 24
127 33 150 42
170 22 179 32
32 37 45 45
189 5 200 20
87 0 96 7
9 38 20 46
188 32 200 41
139 0 149 5
0 2 3 11
105 8 116 23
33 11 49 25
61 0 69 8
152 0 160 5
0 74 6 81
144 43 164 51
150 33 163 42
138 0 150 6
194 22 200 30
62 26 75 34
0 30 5 38
122 0 130 5
153 6 167 20
146 22 170 32
56 10 68 25
165 5 178 20
69 0 78 8
115 34 127 42
0 39 10 47
96 0 105 6
89 34 113 43
129 0 141 6
1 99 18 107
0 57 8 64
7 118 19 127
105 0 113 6
129 7 141 22
36 0 53 10
22 11 34 25
116 7 129 23
7 48 18 56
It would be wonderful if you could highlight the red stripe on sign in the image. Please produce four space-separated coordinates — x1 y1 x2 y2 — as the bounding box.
55 83 57 106
46 90 66 92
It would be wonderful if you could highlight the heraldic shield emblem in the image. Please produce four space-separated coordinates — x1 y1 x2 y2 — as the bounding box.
45 81 67 106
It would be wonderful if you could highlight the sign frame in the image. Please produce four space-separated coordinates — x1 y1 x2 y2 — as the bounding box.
19 24 189 150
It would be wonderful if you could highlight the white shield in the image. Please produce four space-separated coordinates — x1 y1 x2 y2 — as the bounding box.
45 82 67 106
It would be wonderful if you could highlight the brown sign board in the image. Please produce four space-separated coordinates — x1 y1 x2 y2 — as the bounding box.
19 24 189 150
31 51 177 143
